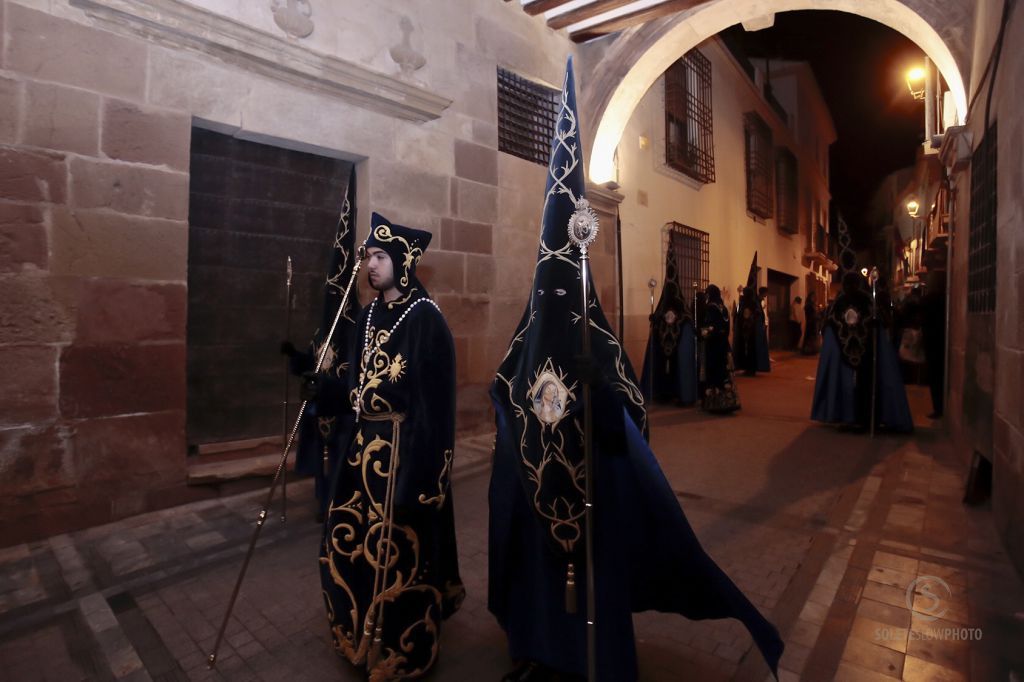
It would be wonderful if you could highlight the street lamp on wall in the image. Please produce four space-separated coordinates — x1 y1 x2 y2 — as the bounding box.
905 66 926 101
906 198 920 218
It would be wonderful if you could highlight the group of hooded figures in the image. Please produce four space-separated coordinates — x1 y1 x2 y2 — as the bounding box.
640 254 774 416
274 57 910 682
641 247 913 436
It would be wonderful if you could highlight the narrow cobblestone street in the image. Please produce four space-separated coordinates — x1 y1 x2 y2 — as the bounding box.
1 354 1021 682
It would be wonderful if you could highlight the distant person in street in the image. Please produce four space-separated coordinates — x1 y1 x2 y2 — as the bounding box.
311 214 464 680
754 288 771 372
791 296 805 351
922 271 947 418
801 292 819 355
700 284 740 413
734 286 759 376
758 286 770 345
895 287 925 373
811 272 912 433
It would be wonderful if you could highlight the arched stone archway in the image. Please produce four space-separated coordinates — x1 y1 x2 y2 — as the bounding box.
579 0 974 183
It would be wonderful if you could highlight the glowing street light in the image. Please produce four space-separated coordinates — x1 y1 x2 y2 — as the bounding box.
906 66 926 100
906 198 920 218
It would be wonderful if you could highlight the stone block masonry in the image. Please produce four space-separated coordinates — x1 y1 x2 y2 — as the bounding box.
0 3 190 544
0 0 591 544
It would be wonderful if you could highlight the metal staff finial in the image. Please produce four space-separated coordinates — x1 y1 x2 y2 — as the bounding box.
567 197 599 682
568 198 599 255
207 238 368 670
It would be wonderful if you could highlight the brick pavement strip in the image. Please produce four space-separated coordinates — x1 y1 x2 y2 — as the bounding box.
0 357 1022 680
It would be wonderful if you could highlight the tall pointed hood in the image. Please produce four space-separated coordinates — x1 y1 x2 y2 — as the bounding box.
491 56 645 558
655 247 689 320
746 251 759 291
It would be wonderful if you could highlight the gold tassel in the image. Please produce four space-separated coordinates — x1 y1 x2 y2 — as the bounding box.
565 563 577 614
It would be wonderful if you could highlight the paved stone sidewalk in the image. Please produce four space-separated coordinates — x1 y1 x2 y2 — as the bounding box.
1 356 1022 681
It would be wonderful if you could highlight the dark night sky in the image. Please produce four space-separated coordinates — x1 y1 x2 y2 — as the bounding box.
721 11 926 245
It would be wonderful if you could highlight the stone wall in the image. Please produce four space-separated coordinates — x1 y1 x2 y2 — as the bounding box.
980 0 1024 573
0 0 599 544
0 2 195 542
947 0 1024 573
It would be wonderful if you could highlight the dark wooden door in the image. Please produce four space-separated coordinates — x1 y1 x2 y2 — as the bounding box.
766 269 796 350
186 128 353 447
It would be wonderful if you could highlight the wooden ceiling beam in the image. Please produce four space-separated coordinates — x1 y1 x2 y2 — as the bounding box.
546 0 638 30
568 0 702 42
523 0 579 16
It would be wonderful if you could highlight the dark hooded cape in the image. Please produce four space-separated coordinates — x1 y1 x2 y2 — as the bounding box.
699 286 740 413
487 57 783 681
811 281 912 432
641 249 698 405
733 254 770 374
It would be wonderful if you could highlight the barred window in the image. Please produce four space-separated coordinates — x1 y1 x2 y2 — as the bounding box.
744 112 773 219
664 50 715 183
968 123 997 313
665 222 710 294
775 148 798 234
497 67 560 166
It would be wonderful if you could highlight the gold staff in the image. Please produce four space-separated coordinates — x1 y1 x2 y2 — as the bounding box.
207 240 368 669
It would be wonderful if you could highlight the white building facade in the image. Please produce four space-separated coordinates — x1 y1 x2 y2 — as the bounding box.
614 42 837 364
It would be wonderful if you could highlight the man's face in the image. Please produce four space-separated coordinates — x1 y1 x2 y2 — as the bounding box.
366 247 395 292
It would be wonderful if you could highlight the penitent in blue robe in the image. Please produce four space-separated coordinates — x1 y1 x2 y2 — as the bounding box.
488 56 783 682
755 313 771 373
811 325 913 432
641 319 698 405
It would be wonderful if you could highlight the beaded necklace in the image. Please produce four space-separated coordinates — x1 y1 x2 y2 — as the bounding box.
354 295 441 416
